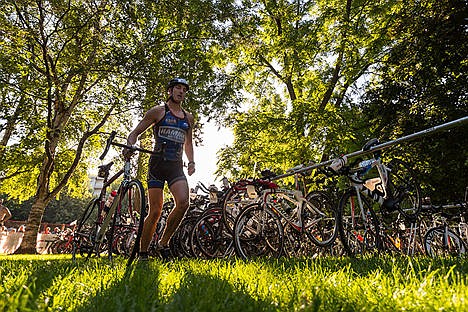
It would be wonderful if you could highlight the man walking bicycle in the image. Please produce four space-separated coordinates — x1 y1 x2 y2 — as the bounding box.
124 78 195 261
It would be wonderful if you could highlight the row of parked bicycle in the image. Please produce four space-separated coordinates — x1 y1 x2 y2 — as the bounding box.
152 175 467 260
68 136 467 264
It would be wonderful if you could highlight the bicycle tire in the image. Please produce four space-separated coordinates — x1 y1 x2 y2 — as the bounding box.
337 188 381 256
72 198 99 260
116 179 146 266
386 159 421 220
233 203 284 260
52 239 73 254
222 184 256 235
99 179 145 265
303 191 338 247
191 209 234 259
423 226 466 257
170 215 198 258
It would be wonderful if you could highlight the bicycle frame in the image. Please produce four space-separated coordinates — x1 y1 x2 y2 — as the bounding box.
348 156 390 206
262 172 326 233
95 160 140 244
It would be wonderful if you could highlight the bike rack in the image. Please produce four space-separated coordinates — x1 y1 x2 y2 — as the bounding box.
273 116 468 180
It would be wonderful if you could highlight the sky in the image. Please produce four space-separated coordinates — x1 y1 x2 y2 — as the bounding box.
185 120 234 189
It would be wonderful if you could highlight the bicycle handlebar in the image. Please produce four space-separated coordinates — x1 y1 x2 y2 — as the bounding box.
197 182 211 193
99 131 117 160
99 130 157 160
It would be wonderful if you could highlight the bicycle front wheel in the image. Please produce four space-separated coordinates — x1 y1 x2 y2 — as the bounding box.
337 189 381 256
424 226 466 257
386 159 421 220
233 203 284 260
303 191 338 247
108 179 146 265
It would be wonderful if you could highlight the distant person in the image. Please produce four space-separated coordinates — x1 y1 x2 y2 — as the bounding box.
0 198 12 227
18 225 26 232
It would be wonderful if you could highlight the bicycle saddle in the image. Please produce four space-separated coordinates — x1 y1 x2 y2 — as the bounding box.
98 162 114 177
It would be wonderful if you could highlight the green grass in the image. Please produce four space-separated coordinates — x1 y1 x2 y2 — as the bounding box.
1 254 467 311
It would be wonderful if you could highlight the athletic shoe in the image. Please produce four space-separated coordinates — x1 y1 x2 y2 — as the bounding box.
138 251 149 262
157 245 172 261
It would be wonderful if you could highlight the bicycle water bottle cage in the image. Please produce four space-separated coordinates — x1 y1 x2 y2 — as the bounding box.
362 138 380 158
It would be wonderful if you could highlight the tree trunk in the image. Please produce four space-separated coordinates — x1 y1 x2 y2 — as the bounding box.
14 198 48 254
15 126 57 253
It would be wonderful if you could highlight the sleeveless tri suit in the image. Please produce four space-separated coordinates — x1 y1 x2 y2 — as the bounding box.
147 104 191 189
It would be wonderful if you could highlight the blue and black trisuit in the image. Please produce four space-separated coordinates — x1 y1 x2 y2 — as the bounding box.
147 104 190 189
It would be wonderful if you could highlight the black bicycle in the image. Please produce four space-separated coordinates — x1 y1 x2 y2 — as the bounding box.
333 139 422 256
73 131 154 266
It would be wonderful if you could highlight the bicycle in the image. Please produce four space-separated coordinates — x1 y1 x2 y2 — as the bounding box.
72 161 121 260
51 228 74 254
73 131 151 266
189 182 233 259
221 174 277 235
233 166 338 260
423 201 467 257
332 138 422 256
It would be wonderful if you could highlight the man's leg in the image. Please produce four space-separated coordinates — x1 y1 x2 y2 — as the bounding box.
158 179 190 247
140 187 164 252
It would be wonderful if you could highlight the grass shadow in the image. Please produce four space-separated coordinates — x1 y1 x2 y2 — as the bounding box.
74 259 278 312
254 254 468 279
163 267 277 312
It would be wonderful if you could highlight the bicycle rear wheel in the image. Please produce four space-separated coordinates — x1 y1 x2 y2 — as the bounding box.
191 209 234 259
303 191 338 247
424 226 466 257
386 159 421 220
337 189 381 256
233 203 284 260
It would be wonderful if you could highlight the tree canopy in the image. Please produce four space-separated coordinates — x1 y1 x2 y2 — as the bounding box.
217 0 467 201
